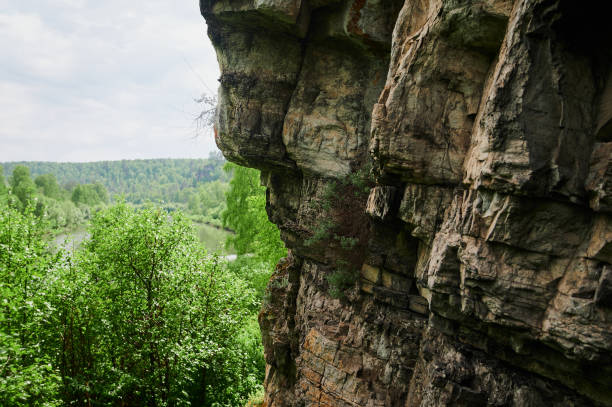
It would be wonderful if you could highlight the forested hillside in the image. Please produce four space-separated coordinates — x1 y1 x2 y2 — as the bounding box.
1 154 228 205
1 155 230 228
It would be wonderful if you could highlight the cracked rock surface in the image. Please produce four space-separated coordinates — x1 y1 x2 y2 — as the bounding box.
199 0 612 405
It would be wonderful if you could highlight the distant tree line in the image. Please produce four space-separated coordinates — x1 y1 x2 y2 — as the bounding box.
0 155 230 229
1 153 227 204
0 164 109 230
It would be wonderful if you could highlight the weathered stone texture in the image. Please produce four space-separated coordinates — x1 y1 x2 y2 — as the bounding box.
200 0 612 405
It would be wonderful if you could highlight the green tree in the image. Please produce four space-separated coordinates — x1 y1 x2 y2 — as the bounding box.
10 165 37 209
1 158 229 205
188 180 229 225
71 183 108 206
41 198 84 229
222 163 286 269
0 165 7 195
0 199 62 406
92 182 109 203
34 174 62 200
52 203 259 406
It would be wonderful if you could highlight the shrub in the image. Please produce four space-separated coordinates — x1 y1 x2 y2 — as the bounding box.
327 267 358 299
0 200 62 406
53 204 259 405
305 163 375 298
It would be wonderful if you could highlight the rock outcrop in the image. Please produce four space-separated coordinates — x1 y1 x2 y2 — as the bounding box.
200 0 612 405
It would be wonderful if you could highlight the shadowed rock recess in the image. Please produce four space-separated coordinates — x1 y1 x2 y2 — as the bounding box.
200 0 612 405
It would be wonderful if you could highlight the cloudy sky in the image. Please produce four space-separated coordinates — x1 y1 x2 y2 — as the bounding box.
0 0 221 162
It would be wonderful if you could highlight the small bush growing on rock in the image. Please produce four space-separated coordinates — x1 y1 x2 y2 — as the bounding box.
305 163 373 249
304 218 336 247
327 264 358 299
269 275 289 290
346 162 373 195
337 234 359 250
245 385 265 407
305 162 375 298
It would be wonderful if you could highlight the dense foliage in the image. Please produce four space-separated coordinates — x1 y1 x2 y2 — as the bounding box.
222 163 286 270
0 199 265 406
1 157 226 194
0 164 107 231
2 156 228 212
60 204 263 405
0 161 286 406
71 183 109 206
0 203 62 406
1 158 230 228
0 165 6 195
221 164 287 306
10 166 37 210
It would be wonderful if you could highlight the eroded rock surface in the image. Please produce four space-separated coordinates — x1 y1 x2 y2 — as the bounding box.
200 0 612 405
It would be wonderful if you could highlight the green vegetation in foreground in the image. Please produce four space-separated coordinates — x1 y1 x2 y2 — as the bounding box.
0 161 287 406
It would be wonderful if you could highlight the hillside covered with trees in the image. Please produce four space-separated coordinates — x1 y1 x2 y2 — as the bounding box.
0 156 230 230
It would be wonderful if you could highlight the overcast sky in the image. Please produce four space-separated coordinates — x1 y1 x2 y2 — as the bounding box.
0 0 221 162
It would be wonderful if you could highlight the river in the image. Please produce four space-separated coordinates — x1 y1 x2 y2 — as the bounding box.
52 222 235 258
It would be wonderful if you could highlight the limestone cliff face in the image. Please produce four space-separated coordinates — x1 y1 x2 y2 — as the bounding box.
199 0 612 405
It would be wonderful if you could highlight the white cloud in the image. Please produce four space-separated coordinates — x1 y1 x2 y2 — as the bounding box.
0 0 220 162
0 12 76 81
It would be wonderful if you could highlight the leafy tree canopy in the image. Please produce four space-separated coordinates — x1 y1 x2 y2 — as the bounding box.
0 165 7 195
1 157 228 205
0 200 265 406
10 165 37 208
0 199 62 406
34 173 62 200
222 163 286 269
71 183 108 206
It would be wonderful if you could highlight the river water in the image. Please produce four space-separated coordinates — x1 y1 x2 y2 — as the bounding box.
52 223 236 259
52 229 89 253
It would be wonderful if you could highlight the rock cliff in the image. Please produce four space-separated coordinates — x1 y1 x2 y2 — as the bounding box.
199 0 612 405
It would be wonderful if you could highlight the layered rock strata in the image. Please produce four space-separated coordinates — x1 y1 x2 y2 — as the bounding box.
200 0 612 405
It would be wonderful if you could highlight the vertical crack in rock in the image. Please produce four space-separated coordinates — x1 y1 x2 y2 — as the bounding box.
200 0 612 405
